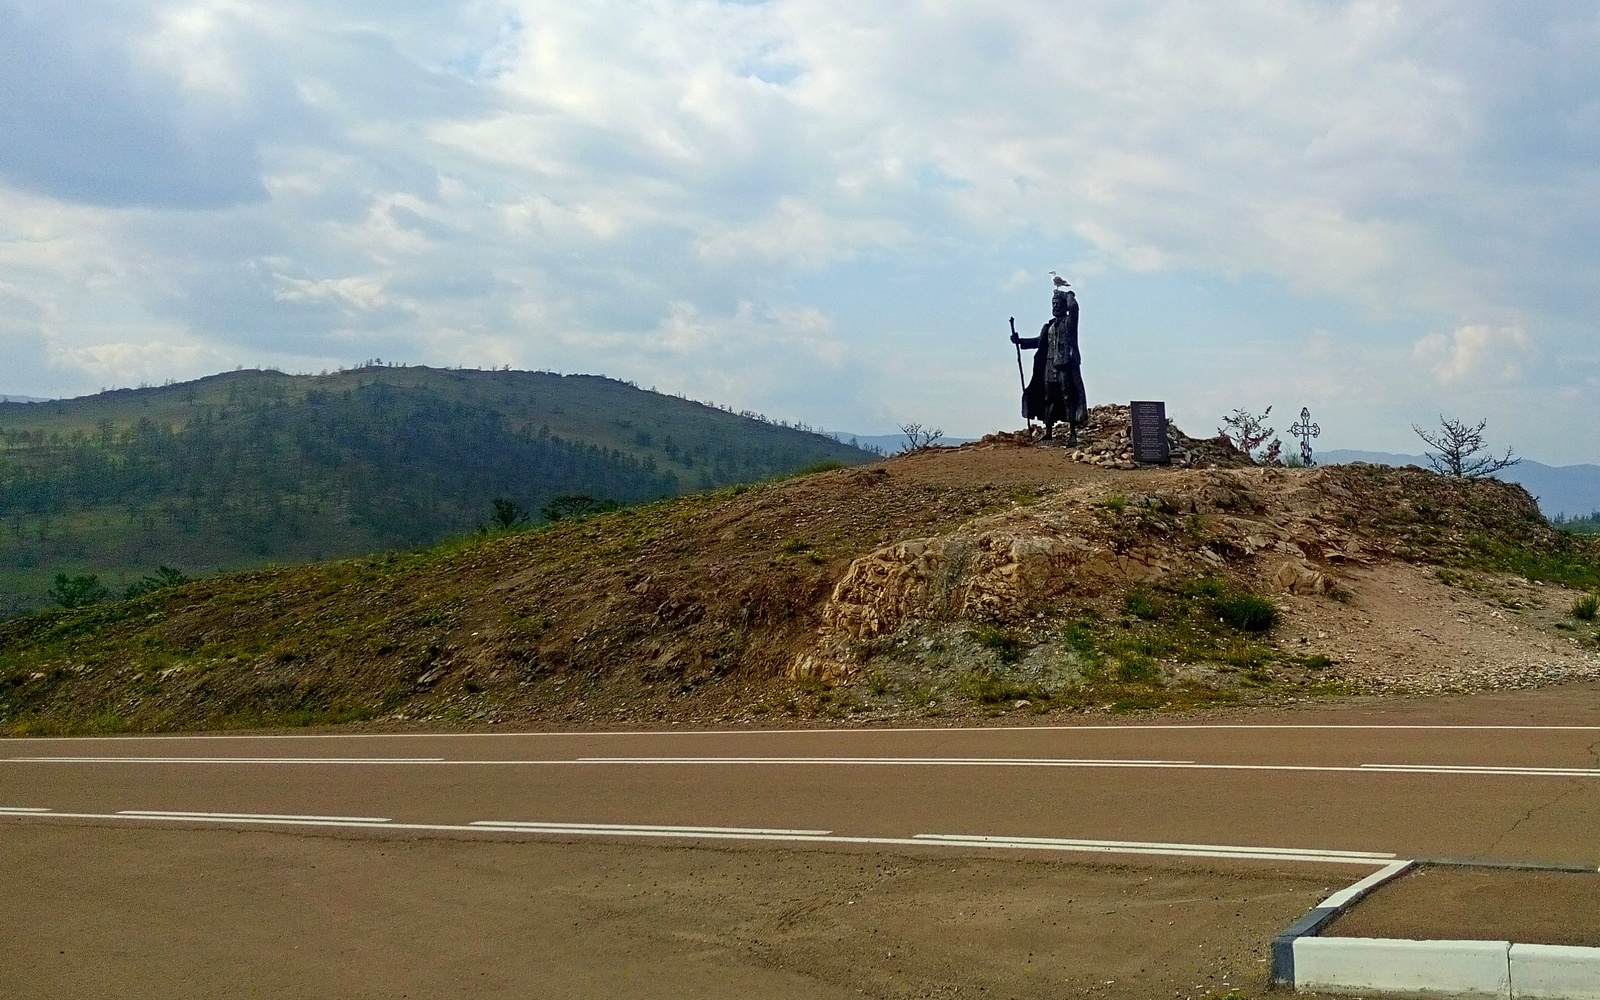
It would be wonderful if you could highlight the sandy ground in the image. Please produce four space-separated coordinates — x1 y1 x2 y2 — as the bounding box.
2 823 1350 1000
1325 864 1600 947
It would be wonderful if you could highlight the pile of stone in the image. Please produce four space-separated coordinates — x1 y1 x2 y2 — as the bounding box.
978 405 1254 470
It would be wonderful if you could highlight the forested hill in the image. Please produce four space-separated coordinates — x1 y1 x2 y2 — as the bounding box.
0 366 873 617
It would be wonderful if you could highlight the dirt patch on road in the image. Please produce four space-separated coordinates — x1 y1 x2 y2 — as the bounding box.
1324 864 1600 947
3 821 1357 1000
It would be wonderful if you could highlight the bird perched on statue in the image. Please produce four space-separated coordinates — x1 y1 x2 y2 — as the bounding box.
1049 271 1070 288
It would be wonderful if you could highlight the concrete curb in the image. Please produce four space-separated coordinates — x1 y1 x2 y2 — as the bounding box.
1271 861 1600 997
1270 859 1416 985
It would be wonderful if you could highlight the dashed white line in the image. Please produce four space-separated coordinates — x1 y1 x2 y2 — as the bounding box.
118 810 392 823
469 821 832 836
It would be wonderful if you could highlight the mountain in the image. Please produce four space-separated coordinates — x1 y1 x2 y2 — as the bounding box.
0 366 873 618
1319 450 1600 520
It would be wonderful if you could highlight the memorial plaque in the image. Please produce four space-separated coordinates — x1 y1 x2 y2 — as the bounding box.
1130 400 1170 464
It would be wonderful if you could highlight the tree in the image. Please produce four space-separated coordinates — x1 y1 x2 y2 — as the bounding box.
540 495 619 522
1412 417 1520 478
48 573 109 608
490 497 530 530
899 423 944 453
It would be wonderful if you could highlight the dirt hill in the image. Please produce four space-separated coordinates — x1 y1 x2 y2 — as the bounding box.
4 406 1599 735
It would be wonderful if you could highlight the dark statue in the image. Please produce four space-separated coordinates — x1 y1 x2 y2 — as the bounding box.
1010 279 1087 442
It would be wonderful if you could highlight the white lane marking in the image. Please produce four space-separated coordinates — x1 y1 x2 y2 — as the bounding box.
912 834 1393 860
118 810 392 823
5 757 445 764
470 821 832 835
7 756 1600 777
1360 764 1600 777
0 808 1393 866
579 757 1193 767
0 806 51 814
10 724 1600 741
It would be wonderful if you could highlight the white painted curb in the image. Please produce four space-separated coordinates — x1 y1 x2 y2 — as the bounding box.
1511 943 1600 999
1293 937 1512 996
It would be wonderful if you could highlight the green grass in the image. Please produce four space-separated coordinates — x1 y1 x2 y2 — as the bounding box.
1573 593 1600 622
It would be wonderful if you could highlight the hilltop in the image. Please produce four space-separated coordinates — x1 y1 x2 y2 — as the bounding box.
4 405 1598 736
0 366 872 617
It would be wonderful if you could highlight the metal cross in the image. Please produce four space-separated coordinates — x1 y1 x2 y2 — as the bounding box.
1289 407 1321 467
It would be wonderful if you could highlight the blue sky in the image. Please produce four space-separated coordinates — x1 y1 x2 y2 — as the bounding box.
1 1 1597 461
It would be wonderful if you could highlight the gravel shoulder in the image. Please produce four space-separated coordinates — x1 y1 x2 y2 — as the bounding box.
3 822 1346 1000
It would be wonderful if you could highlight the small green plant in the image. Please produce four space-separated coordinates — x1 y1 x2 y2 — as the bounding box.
956 666 1035 704
1098 492 1128 513
1302 653 1334 670
971 624 1026 665
1112 657 1159 683
865 669 892 696
1124 590 1160 620
1009 486 1043 506
780 538 813 555
1572 593 1600 622
47 572 109 609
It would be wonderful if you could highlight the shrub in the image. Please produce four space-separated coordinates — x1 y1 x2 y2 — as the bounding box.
1573 593 1600 622
124 566 190 600
1215 593 1280 632
47 573 109 609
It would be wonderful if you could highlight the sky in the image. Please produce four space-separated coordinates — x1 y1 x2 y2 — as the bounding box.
1 1 1598 462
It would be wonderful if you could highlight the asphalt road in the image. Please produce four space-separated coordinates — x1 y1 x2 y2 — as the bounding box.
6 686 1600 870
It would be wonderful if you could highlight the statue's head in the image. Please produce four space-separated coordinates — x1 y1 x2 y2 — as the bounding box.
1052 287 1073 317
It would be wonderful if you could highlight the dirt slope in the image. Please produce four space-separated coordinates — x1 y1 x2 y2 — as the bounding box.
3 410 1599 734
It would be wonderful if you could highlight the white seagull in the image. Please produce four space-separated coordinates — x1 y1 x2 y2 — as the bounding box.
1048 270 1070 288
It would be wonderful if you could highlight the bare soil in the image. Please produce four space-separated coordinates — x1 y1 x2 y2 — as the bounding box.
1324 864 1600 947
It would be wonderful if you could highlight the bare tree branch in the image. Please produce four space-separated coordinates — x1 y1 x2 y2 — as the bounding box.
1412 416 1520 478
899 422 944 453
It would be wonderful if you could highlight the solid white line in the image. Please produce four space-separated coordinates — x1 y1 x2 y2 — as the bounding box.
118 810 392 823
912 833 1394 860
0 809 1393 866
579 757 1194 766
469 821 833 835
5 757 445 764
9 724 1600 741
8 756 1599 778
0 806 51 813
1360 764 1600 777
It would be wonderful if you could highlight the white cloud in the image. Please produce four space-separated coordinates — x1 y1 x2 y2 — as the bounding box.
1412 325 1532 384
2 1 1599 457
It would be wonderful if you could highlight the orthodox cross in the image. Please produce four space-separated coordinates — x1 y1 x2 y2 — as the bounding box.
1289 407 1321 467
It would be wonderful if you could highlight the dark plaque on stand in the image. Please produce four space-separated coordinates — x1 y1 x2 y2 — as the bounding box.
1130 400 1170 464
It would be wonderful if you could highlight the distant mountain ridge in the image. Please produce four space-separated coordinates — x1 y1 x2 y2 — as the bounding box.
0 366 873 617
1320 449 1600 519
0 394 47 403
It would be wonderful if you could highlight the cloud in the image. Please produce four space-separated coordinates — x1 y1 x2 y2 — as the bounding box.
1412 324 1532 384
2 1 1600 457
